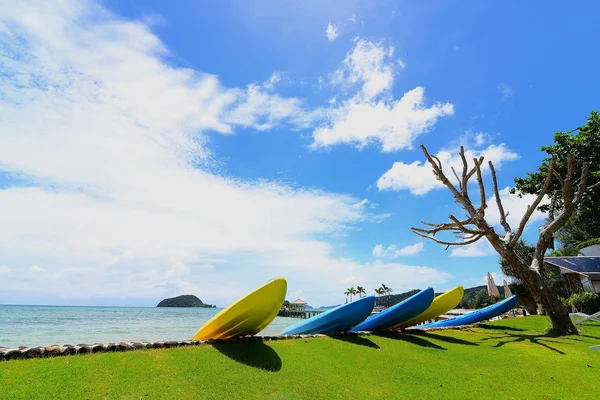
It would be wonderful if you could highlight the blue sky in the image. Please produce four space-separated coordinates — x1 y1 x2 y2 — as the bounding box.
1 0 599 307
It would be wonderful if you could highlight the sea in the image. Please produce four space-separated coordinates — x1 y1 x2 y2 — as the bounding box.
0 305 303 348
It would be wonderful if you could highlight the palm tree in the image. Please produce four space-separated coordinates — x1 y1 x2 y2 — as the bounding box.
344 290 350 303
351 287 358 300
357 286 366 298
347 287 357 301
381 284 393 307
374 287 385 307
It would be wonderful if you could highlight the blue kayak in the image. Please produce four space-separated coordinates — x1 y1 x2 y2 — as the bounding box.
281 296 375 335
415 295 518 329
350 288 434 332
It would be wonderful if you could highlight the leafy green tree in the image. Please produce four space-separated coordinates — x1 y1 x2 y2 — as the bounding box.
514 111 600 250
413 112 600 334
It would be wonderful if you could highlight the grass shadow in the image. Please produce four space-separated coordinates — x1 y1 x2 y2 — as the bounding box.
327 334 381 350
213 342 282 372
375 331 446 350
481 333 566 355
477 324 525 332
411 331 479 346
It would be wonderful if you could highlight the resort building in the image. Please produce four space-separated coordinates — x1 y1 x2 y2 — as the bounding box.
545 256 600 295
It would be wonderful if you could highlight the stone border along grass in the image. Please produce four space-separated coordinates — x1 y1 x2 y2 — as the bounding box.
0 325 477 362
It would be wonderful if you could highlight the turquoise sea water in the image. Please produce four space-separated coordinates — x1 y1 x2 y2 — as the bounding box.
0 305 302 348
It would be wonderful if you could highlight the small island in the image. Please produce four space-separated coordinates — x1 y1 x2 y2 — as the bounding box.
156 294 216 308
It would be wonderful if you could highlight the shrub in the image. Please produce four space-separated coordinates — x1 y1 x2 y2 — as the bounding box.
566 292 600 314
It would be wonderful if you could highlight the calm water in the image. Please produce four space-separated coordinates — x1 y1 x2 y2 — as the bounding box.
0 305 301 348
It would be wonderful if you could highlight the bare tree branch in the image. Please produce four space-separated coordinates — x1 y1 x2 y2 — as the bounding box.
431 154 443 171
572 162 590 206
548 190 558 222
412 229 484 247
420 145 465 204
451 167 462 190
449 215 486 235
489 160 512 234
511 155 557 245
459 146 468 192
473 157 487 216
588 181 600 191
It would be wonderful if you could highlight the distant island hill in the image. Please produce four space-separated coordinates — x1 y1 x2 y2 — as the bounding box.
156 295 216 308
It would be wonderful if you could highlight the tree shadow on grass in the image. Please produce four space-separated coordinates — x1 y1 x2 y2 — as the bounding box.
375 331 446 350
481 333 567 355
327 334 381 350
213 342 282 372
410 331 479 346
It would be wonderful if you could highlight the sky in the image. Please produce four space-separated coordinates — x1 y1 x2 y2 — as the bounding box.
1 0 599 307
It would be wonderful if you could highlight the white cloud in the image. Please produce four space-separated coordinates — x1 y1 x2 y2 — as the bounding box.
313 87 453 151
330 38 397 100
224 84 307 131
449 240 496 258
0 1 451 306
349 14 356 24
373 242 424 258
486 187 547 230
498 83 514 100
30 265 47 273
312 39 452 152
262 71 283 91
0 266 11 274
377 143 519 194
325 22 339 42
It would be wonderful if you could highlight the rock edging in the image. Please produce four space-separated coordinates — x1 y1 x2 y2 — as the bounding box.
0 332 373 362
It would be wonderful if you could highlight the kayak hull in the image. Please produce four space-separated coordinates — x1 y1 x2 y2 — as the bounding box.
281 296 375 335
192 278 287 340
415 295 518 329
392 285 464 330
350 287 434 332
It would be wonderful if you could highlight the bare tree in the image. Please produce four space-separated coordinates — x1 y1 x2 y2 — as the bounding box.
412 145 600 334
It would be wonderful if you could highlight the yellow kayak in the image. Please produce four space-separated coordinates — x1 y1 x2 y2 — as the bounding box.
192 278 287 340
390 285 464 330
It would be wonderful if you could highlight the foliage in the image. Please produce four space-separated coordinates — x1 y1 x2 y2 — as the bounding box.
562 292 600 314
2 317 599 399
576 237 600 251
377 289 419 307
356 286 366 298
467 288 495 309
512 111 600 215
156 295 214 308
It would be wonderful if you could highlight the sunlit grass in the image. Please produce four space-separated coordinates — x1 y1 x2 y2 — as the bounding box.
1 316 599 399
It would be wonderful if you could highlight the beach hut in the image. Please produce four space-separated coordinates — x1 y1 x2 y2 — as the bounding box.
291 298 308 311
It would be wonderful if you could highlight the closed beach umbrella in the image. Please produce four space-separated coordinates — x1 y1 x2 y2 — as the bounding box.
503 280 513 298
487 272 500 297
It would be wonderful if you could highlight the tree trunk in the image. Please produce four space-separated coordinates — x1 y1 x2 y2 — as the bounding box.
524 269 576 334
521 295 538 315
489 239 577 335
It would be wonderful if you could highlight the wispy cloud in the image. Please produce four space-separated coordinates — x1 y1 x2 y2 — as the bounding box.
373 242 425 258
312 39 453 152
0 0 450 306
377 143 519 194
325 22 339 42
497 83 514 100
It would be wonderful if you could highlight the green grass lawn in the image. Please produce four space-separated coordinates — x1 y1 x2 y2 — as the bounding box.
1 316 599 399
